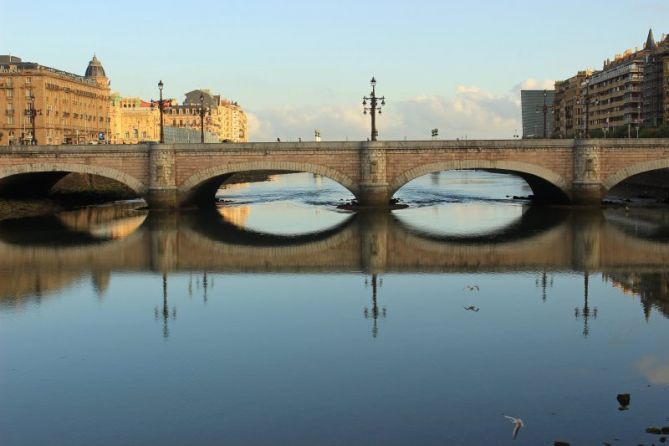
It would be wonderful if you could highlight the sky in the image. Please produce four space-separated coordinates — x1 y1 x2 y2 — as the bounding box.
1 0 667 141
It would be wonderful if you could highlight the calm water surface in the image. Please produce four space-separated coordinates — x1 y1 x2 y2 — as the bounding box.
1 171 669 446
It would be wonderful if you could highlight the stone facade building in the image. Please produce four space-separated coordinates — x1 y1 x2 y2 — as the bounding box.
166 89 248 142
642 31 669 127
109 95 160 144
584 47 647 135
553 70 592 138
0 55 111 146
552 29 669 137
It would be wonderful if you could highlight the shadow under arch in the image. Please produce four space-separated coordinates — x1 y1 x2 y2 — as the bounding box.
602 160 669 193
389 161 571 204
180 207 358 247
0 163 146 198
392 205 572 245
178 162 357 207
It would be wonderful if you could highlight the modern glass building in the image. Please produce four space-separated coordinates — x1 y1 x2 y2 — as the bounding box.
521 90 555 138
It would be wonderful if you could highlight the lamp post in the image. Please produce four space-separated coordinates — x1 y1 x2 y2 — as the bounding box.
635 103 641 138
431 128 439 140
578 83 591 138
158 80 165 143
199 93 206 143
26 95 41 145
535 89 551 138
362 77 385 141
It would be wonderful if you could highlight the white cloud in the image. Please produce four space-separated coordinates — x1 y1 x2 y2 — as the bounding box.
636 355 669 385
247 78 554 142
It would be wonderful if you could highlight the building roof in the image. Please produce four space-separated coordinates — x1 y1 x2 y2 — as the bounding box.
85 55 106 78
645 29 657 51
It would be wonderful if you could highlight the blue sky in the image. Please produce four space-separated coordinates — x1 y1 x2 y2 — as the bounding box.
2 0 667 140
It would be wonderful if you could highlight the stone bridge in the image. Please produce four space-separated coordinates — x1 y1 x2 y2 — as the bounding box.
1 139 669 207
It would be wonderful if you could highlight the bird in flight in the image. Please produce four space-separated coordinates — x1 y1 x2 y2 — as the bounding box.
504 415 524 439
464 285 480 291
464 305 480 312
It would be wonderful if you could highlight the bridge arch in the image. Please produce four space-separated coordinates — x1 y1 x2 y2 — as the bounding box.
388 160 571 204
602 158 669 192
0 163 146 197
178 161 358 206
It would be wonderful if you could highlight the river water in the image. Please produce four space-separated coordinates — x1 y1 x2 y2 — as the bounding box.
1 171 669 445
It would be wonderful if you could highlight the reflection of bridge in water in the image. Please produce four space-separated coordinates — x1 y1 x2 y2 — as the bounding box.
2 206 669 301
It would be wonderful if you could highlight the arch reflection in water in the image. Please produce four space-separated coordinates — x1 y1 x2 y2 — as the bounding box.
0 207 669 305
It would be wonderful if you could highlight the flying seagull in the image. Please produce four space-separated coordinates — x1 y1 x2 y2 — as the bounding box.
504 415 524 439
464 285 480 291
464 305 480 312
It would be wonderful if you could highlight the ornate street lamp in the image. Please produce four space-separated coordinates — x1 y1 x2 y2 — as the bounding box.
158 80 165 143
535 89 551 138
26 95 41 145
578 82 592 138
199 93 209 143
362 77 385 141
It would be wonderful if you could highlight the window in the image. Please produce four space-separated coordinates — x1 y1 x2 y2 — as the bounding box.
6 116 13 125
6 89 12 98
25 77 31 84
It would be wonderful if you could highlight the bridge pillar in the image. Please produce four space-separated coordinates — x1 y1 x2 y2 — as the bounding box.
358 142 391 207
147 144 178 209
571 142 604 205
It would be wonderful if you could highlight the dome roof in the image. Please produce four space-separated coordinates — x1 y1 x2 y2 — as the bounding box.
85 55 106 78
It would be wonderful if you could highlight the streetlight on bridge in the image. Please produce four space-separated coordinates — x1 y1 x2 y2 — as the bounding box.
535 89 552 138
199 93 209 143
362 77 385 141
153 80 166 144
26 95 41 145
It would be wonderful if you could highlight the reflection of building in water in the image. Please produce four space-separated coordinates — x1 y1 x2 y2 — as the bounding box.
0 270 82 309
217 205 251 228
605 272 669 319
